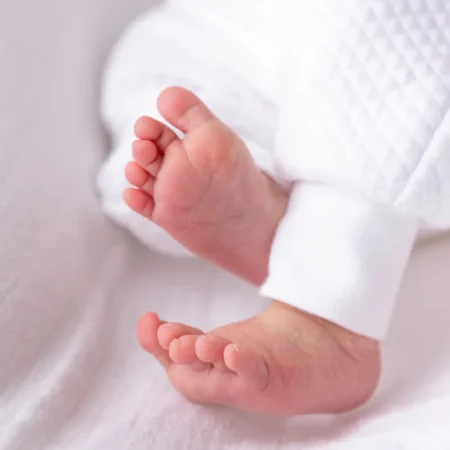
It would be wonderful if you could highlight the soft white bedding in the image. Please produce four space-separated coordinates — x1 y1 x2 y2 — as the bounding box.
1 0 450 448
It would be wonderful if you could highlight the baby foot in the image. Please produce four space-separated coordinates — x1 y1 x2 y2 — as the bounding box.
138 302 381 416
124 87 287 285
125 87 381 415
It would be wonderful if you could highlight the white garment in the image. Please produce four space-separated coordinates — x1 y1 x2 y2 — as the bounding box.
99 0 450 340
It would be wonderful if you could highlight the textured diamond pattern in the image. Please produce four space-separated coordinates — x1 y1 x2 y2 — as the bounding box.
276 0 450 226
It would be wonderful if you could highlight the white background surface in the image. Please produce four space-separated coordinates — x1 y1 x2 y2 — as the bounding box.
1 0 450 448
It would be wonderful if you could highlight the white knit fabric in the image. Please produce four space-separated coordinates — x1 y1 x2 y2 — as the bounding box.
99 0 450 339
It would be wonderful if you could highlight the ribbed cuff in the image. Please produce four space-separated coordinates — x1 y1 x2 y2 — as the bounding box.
260 182 419 340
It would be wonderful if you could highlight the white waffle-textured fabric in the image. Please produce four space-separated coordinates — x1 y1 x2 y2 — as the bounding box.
99 0 450 339
262 0 450 339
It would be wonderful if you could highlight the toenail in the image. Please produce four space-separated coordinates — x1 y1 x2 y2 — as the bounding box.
232 344 240 353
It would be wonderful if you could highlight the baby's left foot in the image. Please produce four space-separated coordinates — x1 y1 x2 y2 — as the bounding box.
123 87 287 285
138 301 381 416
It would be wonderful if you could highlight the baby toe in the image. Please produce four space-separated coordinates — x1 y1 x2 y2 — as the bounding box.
195 335 231 371
144 154 163 178
224 344 269 389
134 116 179 150
123 188 154 219
132 139 158 167
169 335 202 365
158 323 203 351
134 116 162 141
137 313 172 369
125 162 151 190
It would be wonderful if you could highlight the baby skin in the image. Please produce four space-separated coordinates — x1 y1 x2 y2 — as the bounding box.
124 87 381 415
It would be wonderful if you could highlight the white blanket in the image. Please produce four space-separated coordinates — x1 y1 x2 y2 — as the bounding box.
2 0 450 448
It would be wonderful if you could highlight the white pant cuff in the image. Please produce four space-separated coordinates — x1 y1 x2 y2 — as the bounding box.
260 182 419 340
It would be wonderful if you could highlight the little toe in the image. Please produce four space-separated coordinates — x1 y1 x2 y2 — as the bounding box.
195 335 231 371
132 139 158 167
224 344 269 390
137 313 171 369
125 162 154 194
123 188 154 220
134 116 179 150
158 322 204 351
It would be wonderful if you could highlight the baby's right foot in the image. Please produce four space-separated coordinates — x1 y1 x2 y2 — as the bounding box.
137 302 381 416
124 87 287 285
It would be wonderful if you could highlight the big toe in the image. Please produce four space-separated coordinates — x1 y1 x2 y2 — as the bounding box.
157 87 215 134
137 313 171 369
